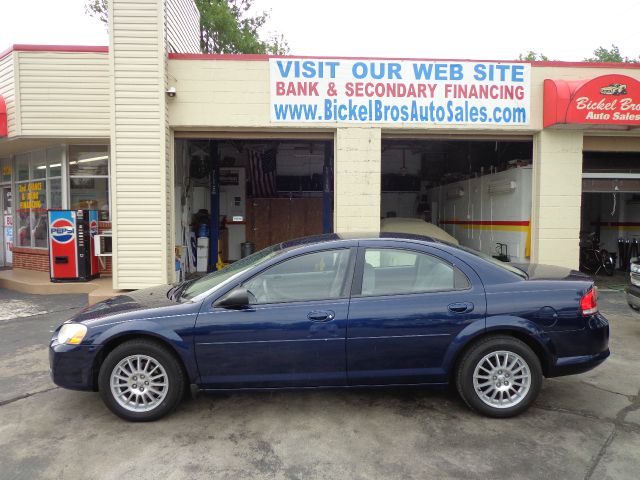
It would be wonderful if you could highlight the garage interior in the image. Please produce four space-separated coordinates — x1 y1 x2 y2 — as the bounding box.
581 151 640 272
380 138 533 262
175 136 536 277
174 138 332 277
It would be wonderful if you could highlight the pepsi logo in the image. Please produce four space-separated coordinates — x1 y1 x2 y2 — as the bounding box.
50 218 75 244
90 220 98 236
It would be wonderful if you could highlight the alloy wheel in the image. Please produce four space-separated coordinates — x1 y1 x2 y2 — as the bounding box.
472 350 531 409
110 354 169 413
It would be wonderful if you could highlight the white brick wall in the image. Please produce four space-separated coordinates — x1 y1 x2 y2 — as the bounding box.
334 127 381 232
531 130 583 269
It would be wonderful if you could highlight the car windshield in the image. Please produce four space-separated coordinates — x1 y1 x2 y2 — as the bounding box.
454 244 528 279
179 244 284 301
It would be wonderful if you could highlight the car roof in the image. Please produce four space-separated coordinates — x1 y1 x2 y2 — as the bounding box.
279 232 440 250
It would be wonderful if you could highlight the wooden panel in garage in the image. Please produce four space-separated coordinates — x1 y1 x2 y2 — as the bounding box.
247 197 324 251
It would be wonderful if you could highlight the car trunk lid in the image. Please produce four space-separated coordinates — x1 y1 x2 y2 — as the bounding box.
511 263 592 282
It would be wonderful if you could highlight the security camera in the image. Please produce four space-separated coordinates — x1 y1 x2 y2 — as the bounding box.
166 86 177 97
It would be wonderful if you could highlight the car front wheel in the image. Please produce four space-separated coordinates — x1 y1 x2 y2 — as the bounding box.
98 339 185 421
456 336 542 417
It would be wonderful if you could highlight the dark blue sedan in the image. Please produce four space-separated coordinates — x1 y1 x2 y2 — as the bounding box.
49 233 610 421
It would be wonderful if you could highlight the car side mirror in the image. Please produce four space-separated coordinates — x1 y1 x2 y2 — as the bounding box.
214 286 250 309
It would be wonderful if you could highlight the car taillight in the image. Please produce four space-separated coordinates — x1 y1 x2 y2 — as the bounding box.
580 288 598 316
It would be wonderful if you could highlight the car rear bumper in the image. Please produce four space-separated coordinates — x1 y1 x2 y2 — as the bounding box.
49 340 102 391
546 313 610 377
548 349 610 377
625 284 640 310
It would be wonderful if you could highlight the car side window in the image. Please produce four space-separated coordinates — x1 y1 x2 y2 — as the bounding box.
243 249 351 304
361 248 469 296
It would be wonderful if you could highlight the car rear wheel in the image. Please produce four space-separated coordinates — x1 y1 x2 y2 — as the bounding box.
456 336 542 418
98 339 185 421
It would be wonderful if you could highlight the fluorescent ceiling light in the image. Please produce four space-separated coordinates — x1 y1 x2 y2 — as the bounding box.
37 155 106 169
69 155 108 165
36 163 61 170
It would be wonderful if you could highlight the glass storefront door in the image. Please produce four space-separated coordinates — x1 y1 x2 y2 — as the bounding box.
1 187 13 266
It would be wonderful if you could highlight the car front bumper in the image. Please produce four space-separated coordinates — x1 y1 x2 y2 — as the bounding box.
49 339 103 391
625 284 640 310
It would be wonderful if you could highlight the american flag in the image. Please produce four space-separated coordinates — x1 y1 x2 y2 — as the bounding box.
248 149 277 197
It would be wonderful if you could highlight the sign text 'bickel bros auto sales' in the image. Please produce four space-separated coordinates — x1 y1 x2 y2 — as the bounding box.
269 58 531 125
544 74 640 127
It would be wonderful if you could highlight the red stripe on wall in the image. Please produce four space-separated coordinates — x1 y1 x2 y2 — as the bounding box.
0 44 108 60
440 220 530 226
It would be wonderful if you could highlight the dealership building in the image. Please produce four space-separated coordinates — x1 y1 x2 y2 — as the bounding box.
0 0 639 291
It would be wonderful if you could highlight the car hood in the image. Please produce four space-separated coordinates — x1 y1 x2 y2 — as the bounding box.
72 284 178 324
511 263 592 282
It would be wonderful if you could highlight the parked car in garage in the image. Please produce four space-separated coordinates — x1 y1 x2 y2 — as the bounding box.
626 257 640 311
381 217 459 244
50 233 609 421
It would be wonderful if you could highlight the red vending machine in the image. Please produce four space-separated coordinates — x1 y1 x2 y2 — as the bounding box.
48 209 100 282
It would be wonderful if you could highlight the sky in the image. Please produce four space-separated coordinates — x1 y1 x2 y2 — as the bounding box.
1 0 639 61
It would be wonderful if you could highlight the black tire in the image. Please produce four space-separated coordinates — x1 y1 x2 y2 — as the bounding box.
601 251 614 276
98 339 185 422
455 335 542 418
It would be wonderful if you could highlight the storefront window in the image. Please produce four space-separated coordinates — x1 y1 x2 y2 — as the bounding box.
47 147 63 178
0 157 11 184
50 178 63 209
69 145 109 219
15 147 63 248
16 154 29 182
9 144 110 249
32 150 46 180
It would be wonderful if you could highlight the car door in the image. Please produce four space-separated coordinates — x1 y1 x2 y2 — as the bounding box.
346 242 486 386
194 247 355 389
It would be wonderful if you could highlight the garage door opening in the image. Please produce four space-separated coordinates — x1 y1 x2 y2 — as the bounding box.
381 138 533 262
174 138 333 278
582 151 640 274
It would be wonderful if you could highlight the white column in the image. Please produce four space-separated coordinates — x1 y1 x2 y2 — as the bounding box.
109 0 171 289
334 127 381 232
531 130 584 269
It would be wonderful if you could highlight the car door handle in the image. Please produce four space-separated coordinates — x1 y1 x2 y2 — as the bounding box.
448 302 474 314
307 310 335 322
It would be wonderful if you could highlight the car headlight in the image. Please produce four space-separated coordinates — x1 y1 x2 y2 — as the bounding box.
57 323 88 345
631 263 640 274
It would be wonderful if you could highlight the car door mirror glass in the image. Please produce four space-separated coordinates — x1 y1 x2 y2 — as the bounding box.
215 286 250 309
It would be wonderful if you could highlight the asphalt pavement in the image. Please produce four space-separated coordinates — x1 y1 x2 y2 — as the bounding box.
0 289 638 480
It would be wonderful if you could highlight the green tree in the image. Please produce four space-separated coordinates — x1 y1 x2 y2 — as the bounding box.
518 51 549 61
196 0 287 54
85 0 107 26
584 45 638 63
85 0 288 54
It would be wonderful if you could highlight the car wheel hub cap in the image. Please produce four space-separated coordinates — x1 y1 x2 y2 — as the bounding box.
472 350 531 409
110 354 168 413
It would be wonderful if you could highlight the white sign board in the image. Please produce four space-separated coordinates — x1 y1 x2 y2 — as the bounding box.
270 59 530 125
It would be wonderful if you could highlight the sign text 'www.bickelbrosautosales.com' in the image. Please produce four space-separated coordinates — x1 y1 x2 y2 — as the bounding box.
269 59 530 125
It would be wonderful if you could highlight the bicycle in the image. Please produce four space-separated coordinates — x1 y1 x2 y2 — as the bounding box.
580 232 614 276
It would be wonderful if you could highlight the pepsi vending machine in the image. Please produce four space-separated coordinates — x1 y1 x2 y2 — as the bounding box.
48 210 100 282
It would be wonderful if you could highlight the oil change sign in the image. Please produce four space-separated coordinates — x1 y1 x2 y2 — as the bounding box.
270 59 530 125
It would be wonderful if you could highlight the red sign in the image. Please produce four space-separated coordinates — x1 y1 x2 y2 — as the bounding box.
544 74 640 128
0 95 6 137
